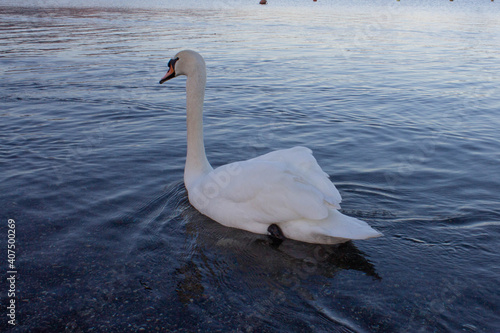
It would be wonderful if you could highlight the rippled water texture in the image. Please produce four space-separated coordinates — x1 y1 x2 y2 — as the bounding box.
1 1 499 332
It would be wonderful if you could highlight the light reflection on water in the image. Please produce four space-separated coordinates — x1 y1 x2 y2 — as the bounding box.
0 2 499 332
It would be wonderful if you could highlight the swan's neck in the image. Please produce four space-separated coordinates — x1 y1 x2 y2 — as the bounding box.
184 71 212 188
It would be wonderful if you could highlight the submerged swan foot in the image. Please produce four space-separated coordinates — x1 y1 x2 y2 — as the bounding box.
267 224 285 247
268 224 286 241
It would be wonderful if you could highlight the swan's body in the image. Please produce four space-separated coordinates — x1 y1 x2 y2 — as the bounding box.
160 50 382 244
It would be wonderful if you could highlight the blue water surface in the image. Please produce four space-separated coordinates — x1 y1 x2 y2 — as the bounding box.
1 1 499 331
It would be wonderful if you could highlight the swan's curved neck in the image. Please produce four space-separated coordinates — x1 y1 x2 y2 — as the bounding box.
184 68 212 188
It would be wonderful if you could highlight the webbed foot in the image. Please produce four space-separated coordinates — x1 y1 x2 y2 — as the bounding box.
267 224 286 247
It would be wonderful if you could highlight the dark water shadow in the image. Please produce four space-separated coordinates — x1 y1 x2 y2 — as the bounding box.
138 183 383 304
63 181 382 332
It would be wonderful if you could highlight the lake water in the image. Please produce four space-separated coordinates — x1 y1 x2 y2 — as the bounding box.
1 0 499 331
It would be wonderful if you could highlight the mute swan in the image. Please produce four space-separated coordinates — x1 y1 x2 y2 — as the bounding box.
159 50 382 244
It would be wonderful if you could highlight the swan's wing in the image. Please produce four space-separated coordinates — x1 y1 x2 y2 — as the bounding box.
194 156 334 225
250 146 342 208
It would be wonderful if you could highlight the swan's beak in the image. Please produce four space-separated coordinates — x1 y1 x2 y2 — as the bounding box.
159 57 179 84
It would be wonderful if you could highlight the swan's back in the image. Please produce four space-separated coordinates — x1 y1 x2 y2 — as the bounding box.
187 146 381 244
251 146 342 208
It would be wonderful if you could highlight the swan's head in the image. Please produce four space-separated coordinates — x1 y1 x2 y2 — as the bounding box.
159 50 206 84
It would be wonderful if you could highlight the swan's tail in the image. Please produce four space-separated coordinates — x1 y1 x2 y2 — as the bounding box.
325 209 382 240
280 209 382 244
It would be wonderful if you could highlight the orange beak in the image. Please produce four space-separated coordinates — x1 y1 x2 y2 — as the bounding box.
159 57 179 84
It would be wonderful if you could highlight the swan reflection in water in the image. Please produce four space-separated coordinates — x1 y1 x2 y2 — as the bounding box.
117 180 381 329
157 182 381 307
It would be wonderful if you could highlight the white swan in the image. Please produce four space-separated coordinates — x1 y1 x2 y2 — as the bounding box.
159 50 382 244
